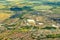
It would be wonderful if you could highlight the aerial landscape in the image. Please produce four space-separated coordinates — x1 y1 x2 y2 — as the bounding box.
0 0 60 40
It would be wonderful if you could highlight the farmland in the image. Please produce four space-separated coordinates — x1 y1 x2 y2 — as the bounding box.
0 0 60 40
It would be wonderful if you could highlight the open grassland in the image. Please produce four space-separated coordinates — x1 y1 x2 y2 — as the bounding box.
33 5 53 10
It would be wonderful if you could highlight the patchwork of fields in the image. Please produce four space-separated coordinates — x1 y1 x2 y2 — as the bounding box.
0 0 60 40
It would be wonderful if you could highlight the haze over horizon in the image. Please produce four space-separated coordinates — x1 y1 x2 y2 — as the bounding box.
0 0 60 3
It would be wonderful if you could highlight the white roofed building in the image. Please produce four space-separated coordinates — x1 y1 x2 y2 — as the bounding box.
26 19 36 26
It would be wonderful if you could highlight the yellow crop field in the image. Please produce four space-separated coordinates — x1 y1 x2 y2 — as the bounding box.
0 13 12 21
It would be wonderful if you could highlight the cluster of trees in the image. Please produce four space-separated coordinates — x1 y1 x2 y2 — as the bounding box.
10 6 34 11
42 26 56 30
9 6 34 18
44 2 60 6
